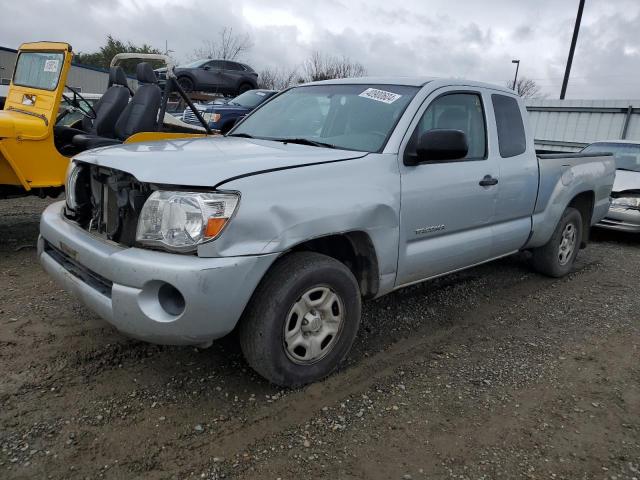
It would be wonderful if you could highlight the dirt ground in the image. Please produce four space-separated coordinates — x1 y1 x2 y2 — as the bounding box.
0 196 638 480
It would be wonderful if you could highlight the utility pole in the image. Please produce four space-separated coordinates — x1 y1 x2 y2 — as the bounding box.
560 0 585 99
512 59 520 91
164 40 173 56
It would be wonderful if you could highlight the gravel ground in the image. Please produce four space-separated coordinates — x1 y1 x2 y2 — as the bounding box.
0 196 638 480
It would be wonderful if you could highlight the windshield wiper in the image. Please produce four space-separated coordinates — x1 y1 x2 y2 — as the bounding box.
227 132 254 138
616 167 640 172
272 137 336 149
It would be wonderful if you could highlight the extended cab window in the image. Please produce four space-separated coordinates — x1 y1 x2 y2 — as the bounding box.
492 94 527 158
13 51 64 91
408 93 487 160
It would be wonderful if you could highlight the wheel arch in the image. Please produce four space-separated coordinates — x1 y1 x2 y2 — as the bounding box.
527 188 597 250
285 231 380 299
176 72 196 86
567 190 594 248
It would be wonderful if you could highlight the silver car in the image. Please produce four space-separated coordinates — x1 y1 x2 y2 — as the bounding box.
39 78 615 386
583 141 640 232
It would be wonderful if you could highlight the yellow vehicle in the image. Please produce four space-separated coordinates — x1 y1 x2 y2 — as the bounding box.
0 42 212 199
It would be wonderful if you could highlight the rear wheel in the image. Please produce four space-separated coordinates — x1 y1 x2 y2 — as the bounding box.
239 252 362 387
531 207 583 277
177 76 194 93
238 83 252 95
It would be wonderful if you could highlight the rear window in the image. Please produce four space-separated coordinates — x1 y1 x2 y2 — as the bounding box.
225 62 245 71
13 51 64 91
492 94 527 158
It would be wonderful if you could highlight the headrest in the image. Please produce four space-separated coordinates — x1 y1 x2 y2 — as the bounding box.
436 109 467 130
136 62 158 84
108 66 128 87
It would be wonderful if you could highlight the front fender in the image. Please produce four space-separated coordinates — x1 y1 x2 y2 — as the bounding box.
198 153 401 294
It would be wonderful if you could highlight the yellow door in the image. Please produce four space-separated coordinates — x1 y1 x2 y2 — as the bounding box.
0 42 72 194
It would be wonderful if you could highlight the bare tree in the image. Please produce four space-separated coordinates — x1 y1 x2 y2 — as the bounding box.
302 51 366 82
507 77 542 98
191 27 254 60
257 66 301 90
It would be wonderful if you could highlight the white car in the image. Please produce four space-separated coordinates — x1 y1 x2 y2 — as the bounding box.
582 140 640 232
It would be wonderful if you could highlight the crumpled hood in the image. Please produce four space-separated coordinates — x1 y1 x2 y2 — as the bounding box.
612 169 640 193
73 136 367 188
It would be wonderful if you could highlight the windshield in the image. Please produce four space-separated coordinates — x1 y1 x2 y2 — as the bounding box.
180 59 209 68
56 96 97 126
13 51 64 91
582 142 640 172
230 84 419 152
230 90 273 108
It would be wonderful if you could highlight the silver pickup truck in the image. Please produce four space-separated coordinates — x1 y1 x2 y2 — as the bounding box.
39 78 615 386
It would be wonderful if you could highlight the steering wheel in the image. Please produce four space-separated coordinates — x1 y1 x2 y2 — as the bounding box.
63 86 98 121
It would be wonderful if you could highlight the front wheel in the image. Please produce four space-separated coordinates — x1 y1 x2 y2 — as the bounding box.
531 207 583 277
177 76 194 93
239 252 362 387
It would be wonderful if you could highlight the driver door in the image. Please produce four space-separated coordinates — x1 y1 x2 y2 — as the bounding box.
396 88 499 286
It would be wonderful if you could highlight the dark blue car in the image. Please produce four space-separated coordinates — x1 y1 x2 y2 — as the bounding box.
182 89 277 133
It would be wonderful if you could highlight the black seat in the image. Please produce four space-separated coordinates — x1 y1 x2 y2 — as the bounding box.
55 66 131 148
72 63 162 150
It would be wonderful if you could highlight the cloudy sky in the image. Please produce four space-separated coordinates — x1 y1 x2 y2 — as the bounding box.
3 0 640 98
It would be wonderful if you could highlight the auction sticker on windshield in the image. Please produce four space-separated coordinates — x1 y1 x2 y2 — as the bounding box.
44 60 59 73
359 88 402 104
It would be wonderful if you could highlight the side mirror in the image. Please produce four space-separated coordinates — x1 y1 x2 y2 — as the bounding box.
203 65 211 71
405 129 469 166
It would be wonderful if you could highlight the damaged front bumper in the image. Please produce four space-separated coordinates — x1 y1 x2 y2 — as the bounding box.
39 201 278 345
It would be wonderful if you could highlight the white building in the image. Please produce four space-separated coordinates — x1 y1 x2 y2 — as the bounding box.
526 99 640 152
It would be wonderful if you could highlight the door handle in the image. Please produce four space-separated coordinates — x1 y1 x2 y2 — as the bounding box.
479 175 499 187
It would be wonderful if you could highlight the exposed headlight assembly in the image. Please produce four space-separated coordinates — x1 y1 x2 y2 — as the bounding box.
611 196 640 210
65 161 80 211
136 191 240 252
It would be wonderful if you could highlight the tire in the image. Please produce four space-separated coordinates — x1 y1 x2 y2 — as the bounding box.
531 207 583 278
239 252 362 387
238 83 252 95
220 122 234 134
177 76 194 93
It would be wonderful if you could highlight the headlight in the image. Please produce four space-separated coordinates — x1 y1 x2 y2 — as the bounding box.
611 196 640 210
136 191 240 252
200 112 220 124
65 161 80 210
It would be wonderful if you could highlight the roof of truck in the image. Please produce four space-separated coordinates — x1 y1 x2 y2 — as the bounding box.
305 77 517 94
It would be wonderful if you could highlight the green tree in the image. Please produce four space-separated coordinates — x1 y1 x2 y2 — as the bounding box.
74 35 163 75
